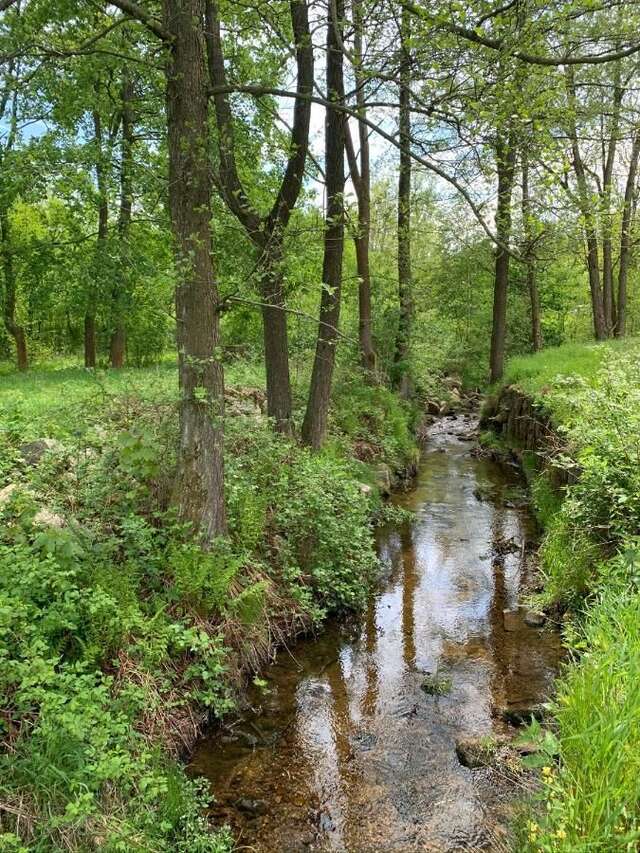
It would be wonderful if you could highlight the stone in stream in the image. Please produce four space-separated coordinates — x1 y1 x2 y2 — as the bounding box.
234 797 268 816
455 736 503 769
524 610 547 628
496 702 546 726
503 608 521 632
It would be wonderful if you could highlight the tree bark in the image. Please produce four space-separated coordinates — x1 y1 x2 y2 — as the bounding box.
521 152 542 352
0 203 27 370
600 64 623 334
301 0 345 449
206 0 313 434
87 105 108 369
565 67 607 340
349 0 375 374
164 0 226 540
393 5 412 398
110 72 135 368
260 242 294 431
489 132 517 383
615 126 640 338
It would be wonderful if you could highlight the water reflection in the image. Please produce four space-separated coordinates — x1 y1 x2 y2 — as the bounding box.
189 415 561 852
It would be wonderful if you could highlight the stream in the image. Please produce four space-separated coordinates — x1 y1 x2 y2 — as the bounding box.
189 414 561 852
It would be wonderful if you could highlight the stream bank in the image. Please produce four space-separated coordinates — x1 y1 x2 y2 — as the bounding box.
189 414 562 852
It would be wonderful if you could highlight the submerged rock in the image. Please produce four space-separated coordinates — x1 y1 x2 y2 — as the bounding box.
503 608 521 632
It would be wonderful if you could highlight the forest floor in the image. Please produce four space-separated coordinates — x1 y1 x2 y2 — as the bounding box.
0 358 422 852
491 337 640 851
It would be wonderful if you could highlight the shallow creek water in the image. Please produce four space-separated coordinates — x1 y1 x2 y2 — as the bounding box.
190 415 561 852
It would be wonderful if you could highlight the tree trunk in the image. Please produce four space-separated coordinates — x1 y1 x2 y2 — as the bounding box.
206 0 312 435
615 127 640 338
521 153 542 352
260 240 293 432
489 133 517 383
352 0 375 374
600 64 622 334
301 0 345 449
393 5 412 398
565 67 607 341
164 0 226 540
110 72 135 368
87 106 109 369
0 204 27 370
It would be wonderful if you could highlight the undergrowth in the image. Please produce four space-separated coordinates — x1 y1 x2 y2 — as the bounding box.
500 341 640 851
0 361 416 851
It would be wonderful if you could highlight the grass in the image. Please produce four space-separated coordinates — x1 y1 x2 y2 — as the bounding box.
496 339 640 851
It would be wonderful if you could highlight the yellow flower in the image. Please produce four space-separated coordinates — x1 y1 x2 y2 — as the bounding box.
542 766 553 777
556 828 567 840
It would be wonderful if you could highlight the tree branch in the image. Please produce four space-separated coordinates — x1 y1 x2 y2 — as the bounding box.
108 0 170 42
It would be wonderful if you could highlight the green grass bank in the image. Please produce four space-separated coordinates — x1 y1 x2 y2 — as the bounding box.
0 361 418 852
494 339 640 851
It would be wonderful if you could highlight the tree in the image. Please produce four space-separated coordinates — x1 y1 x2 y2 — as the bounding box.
206 0 313 434
301 0 346 449
105 0 227 539
345 0 376 374
110 70 135 368
0 34 26 370
393 3 413 396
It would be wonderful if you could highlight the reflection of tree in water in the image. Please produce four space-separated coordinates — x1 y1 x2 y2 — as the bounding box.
322 656 357 849
362 600 379 717
488 497 510 709
400 525 418 671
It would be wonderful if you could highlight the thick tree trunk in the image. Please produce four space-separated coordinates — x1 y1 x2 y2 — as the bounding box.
489 134 517 383
301 0 345 449
521 154 542 352
393 5 412 398
109 325 126 368
0 204 27 370
110 73 135 368
164 0 226 540
260 241 293 432
615 127 640 338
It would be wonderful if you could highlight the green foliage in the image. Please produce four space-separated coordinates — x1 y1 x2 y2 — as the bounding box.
522 578 640 852
0 357 408 850
502 342 640 851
